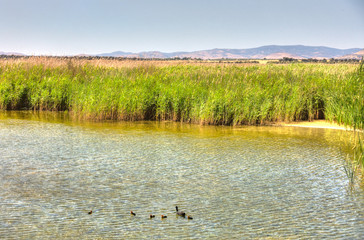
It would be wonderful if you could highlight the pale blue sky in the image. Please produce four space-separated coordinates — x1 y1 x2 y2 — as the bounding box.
0 0 363 55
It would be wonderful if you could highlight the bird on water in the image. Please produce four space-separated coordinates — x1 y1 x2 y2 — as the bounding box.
131 211 136 216
175 206 186 218
150 214 155 218
161 215 167 218
88 210 93 215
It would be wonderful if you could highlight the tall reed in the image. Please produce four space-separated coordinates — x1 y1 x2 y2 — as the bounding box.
1 60 362 126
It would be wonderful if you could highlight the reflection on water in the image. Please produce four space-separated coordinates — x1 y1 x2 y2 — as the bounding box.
0 111 363 239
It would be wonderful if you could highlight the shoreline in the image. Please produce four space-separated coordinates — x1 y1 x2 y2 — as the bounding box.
272 120 354 131
0 111 358 131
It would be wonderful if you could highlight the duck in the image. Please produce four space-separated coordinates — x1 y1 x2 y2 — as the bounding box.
175 206 186 218
130 211 136 216
161 215 167 218
88 210 93 215
150 214 155 218
187 215 193 220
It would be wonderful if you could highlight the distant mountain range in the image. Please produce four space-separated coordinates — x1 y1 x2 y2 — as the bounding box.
96 45 363 59
0 51 25 56
1 45 363 59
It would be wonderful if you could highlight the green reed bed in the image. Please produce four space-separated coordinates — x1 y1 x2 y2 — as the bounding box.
0 62 362 127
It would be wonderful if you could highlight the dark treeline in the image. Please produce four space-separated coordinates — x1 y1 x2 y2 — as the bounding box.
1 55 361 64
279 57 362 64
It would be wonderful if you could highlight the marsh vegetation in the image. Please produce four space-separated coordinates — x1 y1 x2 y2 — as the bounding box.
0 58 362 125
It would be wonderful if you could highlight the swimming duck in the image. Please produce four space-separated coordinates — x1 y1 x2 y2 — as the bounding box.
130 211 136 216
175 206 186 217
88 210 93 215
161 215 167 218
150 214 155 218
187 215 193 220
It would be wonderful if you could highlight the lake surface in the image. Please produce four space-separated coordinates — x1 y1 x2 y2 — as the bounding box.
0 111 363 239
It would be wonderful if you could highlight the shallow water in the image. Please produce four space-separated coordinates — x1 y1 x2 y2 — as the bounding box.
0 111 363 239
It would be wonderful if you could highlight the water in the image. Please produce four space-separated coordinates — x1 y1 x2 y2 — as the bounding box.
0 111 363 239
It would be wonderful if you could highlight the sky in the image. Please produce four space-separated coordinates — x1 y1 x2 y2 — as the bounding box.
0 0 363 55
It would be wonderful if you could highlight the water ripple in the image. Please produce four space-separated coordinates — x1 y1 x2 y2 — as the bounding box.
0 118 363 239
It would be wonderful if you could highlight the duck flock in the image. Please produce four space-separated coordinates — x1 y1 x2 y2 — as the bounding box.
88 206 193 220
